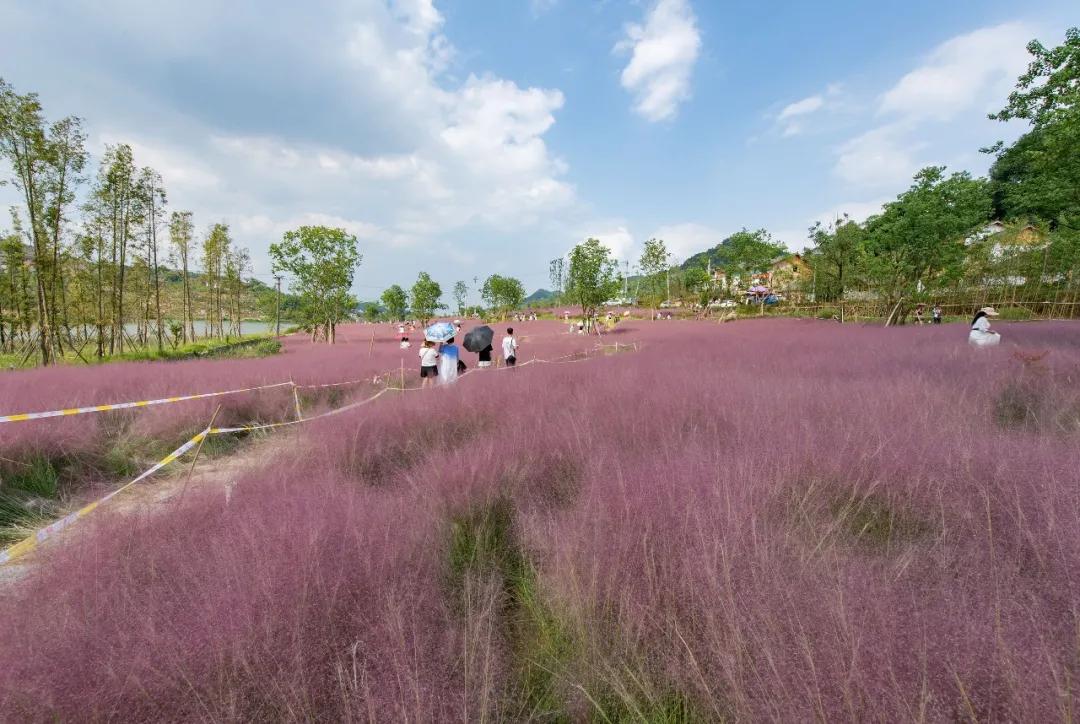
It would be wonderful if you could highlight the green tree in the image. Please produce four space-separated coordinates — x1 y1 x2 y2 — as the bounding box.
548 257 565 299
480 274 526 318
168 211 195 342
863 167 991 314
566 238 620 327
807 215 865 302
987 28 1080 235
409 272 443 324
725 228 787 282
269 225 361 344
990 27 1079 129
682 266 711 305
0 78 87 363
362 303 382 323
380 284 408 321
638 238 670 311
452 280 468 315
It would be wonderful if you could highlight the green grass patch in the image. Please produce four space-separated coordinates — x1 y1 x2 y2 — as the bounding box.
444 497 705 721
784 480 934 554
0 456 64 544
110 336 281 363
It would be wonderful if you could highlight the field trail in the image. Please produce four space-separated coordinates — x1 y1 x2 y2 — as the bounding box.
0 432 290 587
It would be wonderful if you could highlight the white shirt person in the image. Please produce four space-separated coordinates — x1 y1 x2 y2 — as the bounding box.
968 307 1001 347
501 328 519 367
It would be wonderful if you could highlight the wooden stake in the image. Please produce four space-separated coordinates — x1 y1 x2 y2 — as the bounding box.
368 325 375 357
400 358 405 391
181 404 222 498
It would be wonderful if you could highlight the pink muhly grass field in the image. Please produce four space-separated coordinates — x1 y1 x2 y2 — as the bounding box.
0 318 1078 720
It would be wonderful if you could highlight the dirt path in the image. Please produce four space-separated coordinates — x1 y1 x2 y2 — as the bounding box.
0 431 292 587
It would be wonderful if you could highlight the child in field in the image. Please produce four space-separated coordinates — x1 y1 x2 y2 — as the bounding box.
438 338 460 383
932 305 942 324
398 324 410 349
418 341 438 388
502 327 518 367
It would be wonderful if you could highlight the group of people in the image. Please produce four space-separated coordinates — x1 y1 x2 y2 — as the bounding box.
418 327 519 388
912 304 943 324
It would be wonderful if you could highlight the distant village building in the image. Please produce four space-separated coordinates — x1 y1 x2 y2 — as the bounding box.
965 221 1049 287
764 253 814 300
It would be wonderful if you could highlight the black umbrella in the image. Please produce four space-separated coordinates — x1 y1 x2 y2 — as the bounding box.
462 325 494 353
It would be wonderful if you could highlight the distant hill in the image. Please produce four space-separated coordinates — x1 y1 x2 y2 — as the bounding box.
680 236 735 271
526 288 554 303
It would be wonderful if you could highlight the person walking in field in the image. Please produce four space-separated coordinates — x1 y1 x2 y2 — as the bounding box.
932 305 942 324
438 337 461 383
418 340 439 388
398 323 410 349
502 327 518 367
969 307 1001 347
477 342 493 368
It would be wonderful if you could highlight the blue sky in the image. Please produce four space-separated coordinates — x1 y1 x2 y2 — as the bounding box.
2 0 1076 300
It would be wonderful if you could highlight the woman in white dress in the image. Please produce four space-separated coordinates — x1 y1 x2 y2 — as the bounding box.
968 307 1001 347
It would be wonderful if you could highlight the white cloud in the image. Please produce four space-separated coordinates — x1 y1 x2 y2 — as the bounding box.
834 123 923 188
774 83 846 137
778 95 824 121
13 0 577 287
582 226 636 263
615 0 701 122
530 0 558 17
648 222 720 262
880 22 1032 121
831 22 1034 194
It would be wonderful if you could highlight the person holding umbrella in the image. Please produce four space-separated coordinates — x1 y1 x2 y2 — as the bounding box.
424 322 461 384
463 325 495 369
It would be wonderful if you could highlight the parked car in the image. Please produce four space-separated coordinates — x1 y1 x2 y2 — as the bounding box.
707 299 737 309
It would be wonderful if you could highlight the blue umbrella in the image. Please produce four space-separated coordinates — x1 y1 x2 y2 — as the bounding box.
424 321 456 343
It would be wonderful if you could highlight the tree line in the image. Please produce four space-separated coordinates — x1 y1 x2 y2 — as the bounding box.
0 78 273 365
546 28 1080 322
804 28 1079 320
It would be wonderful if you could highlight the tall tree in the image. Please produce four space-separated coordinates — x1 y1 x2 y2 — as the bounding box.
269 225 361 344
169 211 195 342
638 238 670 313
202 223 231 338
566 238 621 327
480 274 525 318
863 167 991 310
807 216 865 302
409 272 443 324
548 257 565 298
380 284 408 321
136 167 166 350
725 228 787 282
90 144 138 353
452 280 468 315
0 78 87 363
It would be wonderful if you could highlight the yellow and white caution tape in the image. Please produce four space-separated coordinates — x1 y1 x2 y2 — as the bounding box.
0 382 294 424
0 343 644 565
0 429 209 565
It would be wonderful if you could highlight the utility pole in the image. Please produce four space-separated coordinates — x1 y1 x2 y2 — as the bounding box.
274 275 282 336
623 260 629 299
